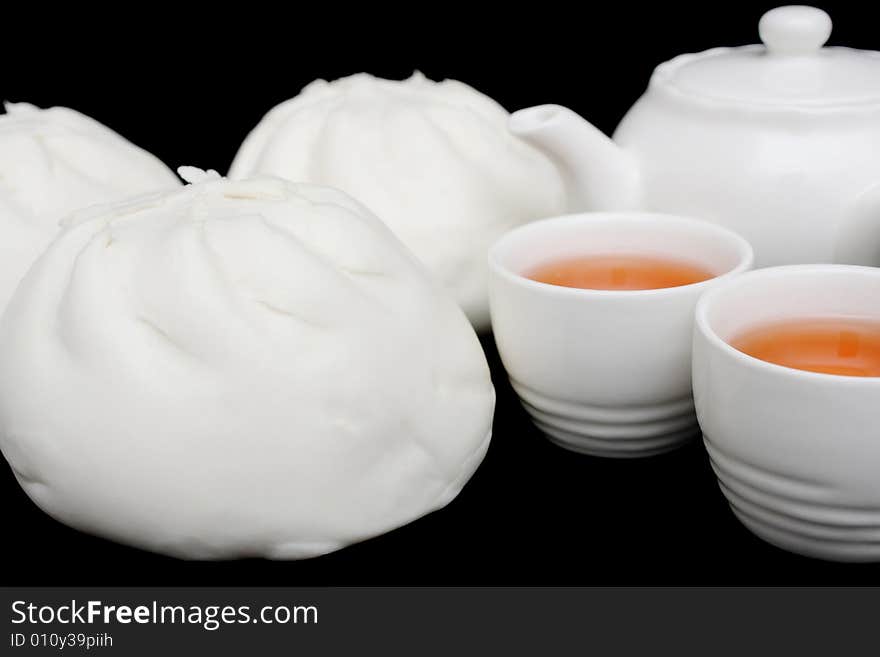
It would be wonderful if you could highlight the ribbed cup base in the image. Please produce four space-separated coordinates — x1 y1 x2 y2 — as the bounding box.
511 379 698 458
705 437 880 562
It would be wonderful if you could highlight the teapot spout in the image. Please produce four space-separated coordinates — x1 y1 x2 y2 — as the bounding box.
510 104 640 212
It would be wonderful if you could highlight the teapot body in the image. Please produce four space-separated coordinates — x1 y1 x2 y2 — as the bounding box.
510 7 880 267
614 81 880 268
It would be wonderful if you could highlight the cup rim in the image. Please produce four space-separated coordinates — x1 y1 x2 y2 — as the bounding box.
695 264 880 383
488 212 754 299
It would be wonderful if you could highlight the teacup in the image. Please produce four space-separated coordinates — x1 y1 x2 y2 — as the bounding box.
694 264 880 561
488 212 753 457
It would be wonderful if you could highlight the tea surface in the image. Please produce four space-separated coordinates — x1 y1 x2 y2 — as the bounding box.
730 317 880 377
526 253 715 291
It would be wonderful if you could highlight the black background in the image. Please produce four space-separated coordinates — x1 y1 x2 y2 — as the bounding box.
3 1 880 585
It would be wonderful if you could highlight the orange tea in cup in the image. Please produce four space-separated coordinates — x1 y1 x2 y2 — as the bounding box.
526 253 715 291
731 317 880 377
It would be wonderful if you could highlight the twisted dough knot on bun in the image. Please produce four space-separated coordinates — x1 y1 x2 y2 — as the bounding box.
230 72 567 330
0 169 495 559
0 102 179 309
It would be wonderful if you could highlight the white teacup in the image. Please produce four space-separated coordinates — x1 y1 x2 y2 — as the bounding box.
694 265 880 561
488 212 753 458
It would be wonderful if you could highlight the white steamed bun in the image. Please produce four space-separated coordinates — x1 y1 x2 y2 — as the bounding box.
0 168 494 559
0 102 180 309
229 72 566 330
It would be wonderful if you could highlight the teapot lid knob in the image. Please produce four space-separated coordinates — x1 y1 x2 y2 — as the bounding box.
759 6 832 55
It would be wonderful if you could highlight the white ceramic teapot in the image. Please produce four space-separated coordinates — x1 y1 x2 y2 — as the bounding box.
510 5 880 267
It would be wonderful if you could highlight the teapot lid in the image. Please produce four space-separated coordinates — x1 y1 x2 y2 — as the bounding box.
656 6 880 108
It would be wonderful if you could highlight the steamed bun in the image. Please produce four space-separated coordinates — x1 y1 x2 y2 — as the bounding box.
0 102 180 309
0 168 494 559
229 72 566 330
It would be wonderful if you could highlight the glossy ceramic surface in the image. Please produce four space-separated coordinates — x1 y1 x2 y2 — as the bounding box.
694 265 880 561
489 213 753 457
510 6 880 269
